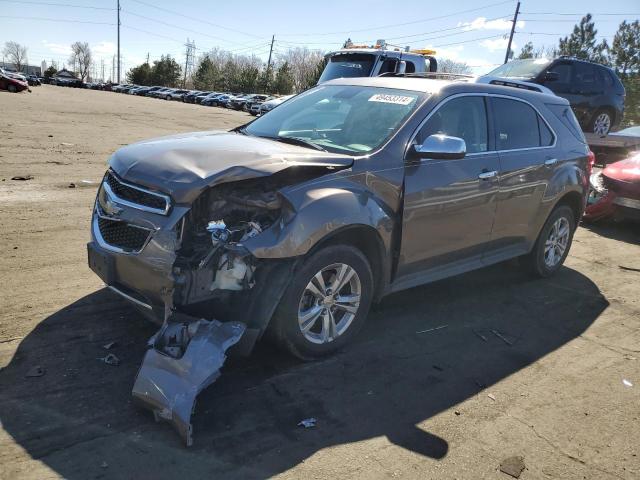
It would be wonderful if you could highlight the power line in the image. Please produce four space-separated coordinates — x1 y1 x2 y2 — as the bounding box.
277 0 515 36
127 0 262 39
0 0 114 9
0 14 114 25
432 33 506 48
521 11 640 16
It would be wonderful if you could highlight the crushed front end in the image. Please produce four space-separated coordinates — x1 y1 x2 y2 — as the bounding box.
88 168 300 343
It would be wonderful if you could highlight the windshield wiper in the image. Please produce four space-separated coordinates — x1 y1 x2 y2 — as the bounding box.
272 136 327 152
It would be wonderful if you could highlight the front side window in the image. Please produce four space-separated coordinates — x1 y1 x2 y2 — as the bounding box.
574 62 596 86
416 96 488 154
245 85 424 155
493 97 552 150
546 63 572 83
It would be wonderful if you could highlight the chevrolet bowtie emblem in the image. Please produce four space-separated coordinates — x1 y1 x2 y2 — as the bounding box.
102 190 124 217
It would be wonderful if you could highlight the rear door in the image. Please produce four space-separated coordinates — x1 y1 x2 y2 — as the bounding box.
397 94 501 279
487 95 557 261
571 62 601 124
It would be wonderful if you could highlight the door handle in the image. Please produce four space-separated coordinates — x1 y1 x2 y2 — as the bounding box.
545 158 558 167
478 170 498 180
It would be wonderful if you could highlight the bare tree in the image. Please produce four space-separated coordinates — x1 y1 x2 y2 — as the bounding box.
438 58 472 74
276 47 325 92
69 41 92 81
3 41 28 72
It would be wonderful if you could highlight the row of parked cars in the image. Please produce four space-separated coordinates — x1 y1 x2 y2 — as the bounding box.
0 68 42 92
110 83 294 116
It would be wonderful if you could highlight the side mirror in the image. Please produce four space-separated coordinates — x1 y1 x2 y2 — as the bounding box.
396 61 407 75
544 71 560 82
412 134 466 160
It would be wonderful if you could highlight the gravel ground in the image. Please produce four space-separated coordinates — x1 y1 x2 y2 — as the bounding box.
1 85 639 480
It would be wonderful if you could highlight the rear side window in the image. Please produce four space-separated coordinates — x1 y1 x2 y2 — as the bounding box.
538 116 554 146
574 62 596 86
493 97 543 150
547 63 572 83
598 67 614 87
546 103 587 143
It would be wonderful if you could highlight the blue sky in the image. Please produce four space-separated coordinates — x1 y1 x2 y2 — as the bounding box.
1 0 638 80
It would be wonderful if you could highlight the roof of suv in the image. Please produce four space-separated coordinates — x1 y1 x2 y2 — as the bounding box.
322 76 567 105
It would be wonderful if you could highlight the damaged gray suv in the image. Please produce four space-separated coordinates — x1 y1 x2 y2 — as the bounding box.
89 76 590 360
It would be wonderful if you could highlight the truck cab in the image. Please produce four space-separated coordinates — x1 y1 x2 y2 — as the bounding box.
318 40 437 83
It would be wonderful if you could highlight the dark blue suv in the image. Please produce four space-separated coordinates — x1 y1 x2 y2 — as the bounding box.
486 57 625 136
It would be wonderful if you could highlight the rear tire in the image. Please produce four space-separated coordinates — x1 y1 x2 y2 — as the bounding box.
523 205 576 277
589 109 612 136
271 245 374 360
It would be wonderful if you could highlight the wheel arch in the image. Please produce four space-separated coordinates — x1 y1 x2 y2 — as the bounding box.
553 189 585 226
306 224 389 303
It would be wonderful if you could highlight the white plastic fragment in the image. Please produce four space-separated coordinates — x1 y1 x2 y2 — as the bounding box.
298 418 317 428
623 379 633 387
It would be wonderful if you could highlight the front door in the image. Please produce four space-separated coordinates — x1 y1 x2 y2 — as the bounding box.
397 95 500 280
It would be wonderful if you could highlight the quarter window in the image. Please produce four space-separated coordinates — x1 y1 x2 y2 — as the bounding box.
417 96 488 153
493 97 552 150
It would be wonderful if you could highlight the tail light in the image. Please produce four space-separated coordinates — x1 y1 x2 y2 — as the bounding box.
587 151 596 176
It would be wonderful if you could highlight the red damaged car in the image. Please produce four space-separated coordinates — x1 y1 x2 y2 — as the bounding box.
586 147 640 222
0 68 29 93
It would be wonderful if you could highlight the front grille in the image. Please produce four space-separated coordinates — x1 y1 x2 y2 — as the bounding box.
97 217 151 252
105 171 169 213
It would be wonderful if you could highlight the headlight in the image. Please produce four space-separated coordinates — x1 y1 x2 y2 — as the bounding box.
589 171 607 193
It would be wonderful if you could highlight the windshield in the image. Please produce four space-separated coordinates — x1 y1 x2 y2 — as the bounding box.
487 58 552 79
318 53 376 83
244 85 423 155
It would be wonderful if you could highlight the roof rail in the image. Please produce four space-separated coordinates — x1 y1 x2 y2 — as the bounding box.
378 72 473 80
557 55 607 66
474 76 555 95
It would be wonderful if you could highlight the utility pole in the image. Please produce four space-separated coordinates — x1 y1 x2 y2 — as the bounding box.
112 55 115 83
183 39 195 88
117 0 121 83
265 34 275 92
101 58 105 82
146 52 150 64
504 1 520 64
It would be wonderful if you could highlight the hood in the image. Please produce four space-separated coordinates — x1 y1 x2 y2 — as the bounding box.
602 153 640 199
109 131 354 204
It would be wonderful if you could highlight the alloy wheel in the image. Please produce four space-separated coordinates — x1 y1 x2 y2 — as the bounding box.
297 263 361 345
593 112 611 136
544 217 570 268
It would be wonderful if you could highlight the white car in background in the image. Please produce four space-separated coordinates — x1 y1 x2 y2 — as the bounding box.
258 94 295 115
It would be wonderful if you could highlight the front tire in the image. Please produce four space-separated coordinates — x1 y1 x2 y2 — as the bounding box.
8 84 17 93
271 245 374 360
524 205 576 277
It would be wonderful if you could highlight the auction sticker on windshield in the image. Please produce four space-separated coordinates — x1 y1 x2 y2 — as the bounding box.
368 94 415 105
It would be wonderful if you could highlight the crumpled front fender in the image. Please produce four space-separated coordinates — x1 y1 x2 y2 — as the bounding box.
243 184 395 259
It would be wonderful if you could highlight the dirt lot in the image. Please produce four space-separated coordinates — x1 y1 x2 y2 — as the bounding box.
1 85 639 480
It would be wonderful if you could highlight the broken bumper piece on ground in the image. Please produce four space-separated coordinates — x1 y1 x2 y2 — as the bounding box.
132 314 246 446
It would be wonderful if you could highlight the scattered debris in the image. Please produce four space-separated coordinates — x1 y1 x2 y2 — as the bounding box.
60 142 74 146
473 330 488 342
487 393 496 401
68 183 76 188
416 324 448 334
454 410 461 416
98 353 120 366
46 160 69 165
500 456 525 478
132 315 245 446
619 265 640 273
623 354 637 361
297 418 317 428
100 461 108 469
623 379 633 387
103 341 116 350
47 134 53 137
491 329 514 346
432 365 444 372
25 365 45 377
11 175 33 181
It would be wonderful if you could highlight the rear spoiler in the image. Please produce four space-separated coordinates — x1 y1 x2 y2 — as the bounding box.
474 76 555 95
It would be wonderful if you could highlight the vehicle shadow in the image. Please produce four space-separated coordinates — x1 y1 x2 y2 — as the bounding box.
581 220 640 245
0 263 608 479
